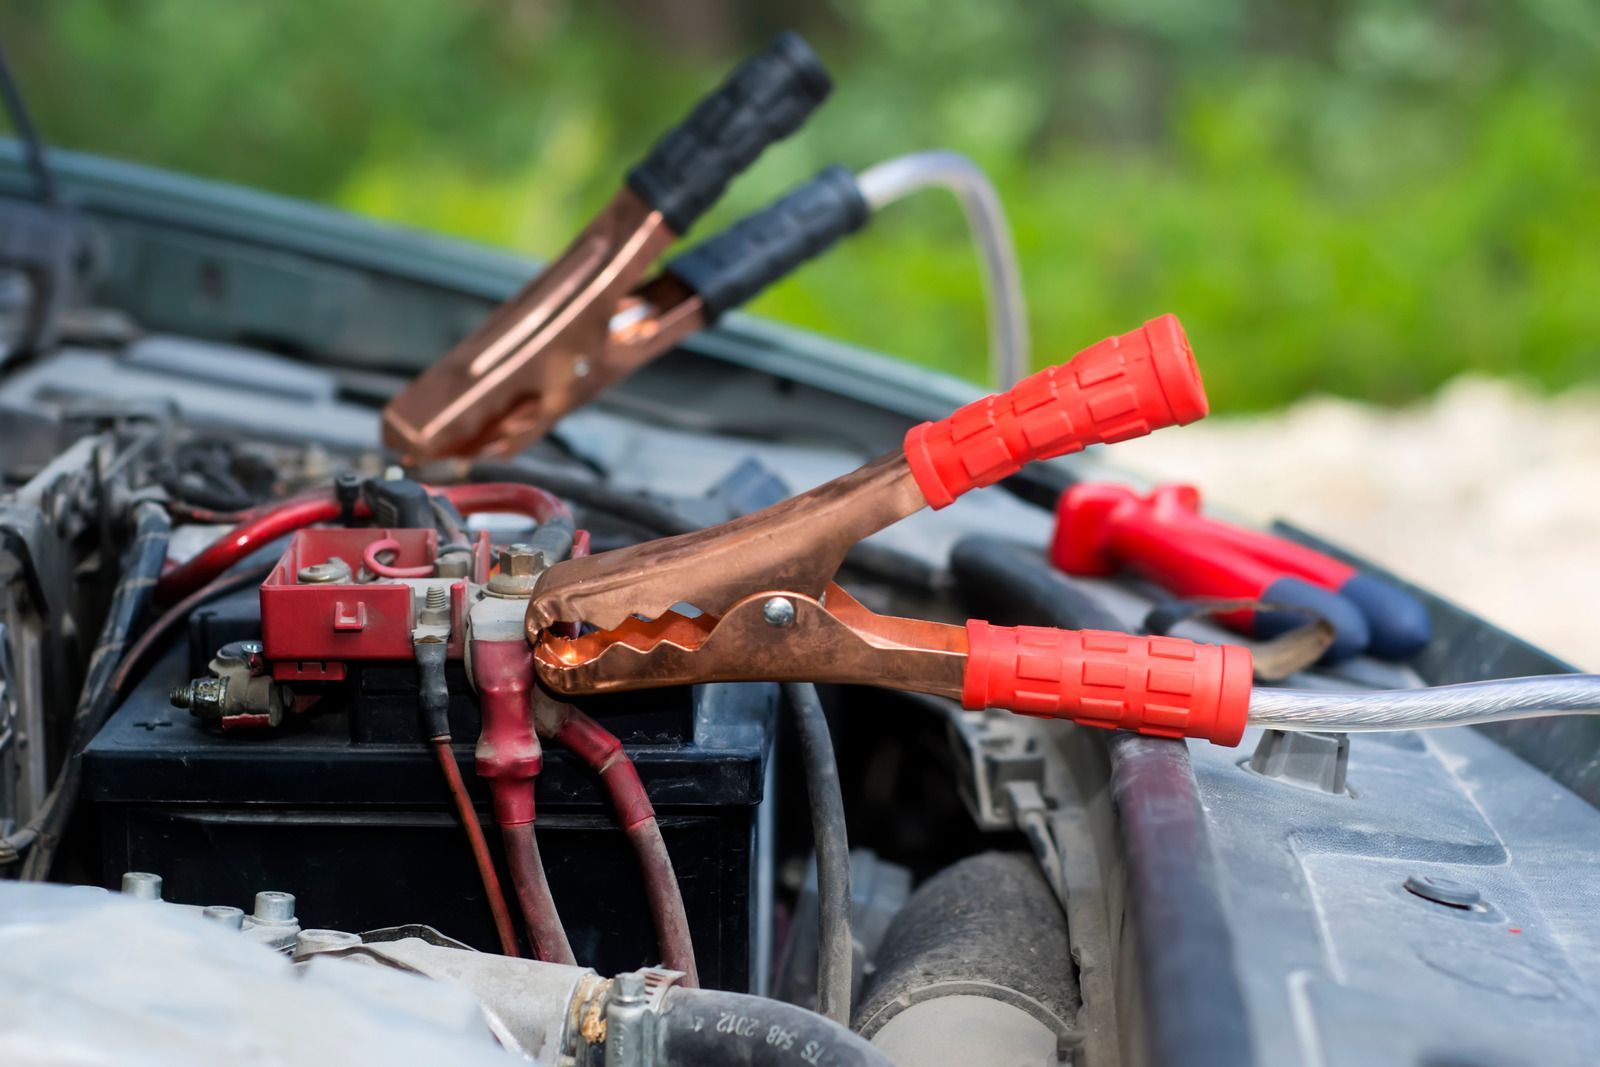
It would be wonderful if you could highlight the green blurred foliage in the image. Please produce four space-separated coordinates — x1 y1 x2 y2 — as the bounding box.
3 0 1597 408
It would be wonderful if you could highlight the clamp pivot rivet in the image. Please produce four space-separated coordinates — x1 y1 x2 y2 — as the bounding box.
763 597 796 628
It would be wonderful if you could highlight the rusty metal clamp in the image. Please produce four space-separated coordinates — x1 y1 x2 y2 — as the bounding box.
527 316 1257 747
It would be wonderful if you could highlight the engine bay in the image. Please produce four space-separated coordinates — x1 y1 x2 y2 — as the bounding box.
5 29 1600 1067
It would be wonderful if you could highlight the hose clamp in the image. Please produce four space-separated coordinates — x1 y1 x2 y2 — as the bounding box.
605 967 687 1067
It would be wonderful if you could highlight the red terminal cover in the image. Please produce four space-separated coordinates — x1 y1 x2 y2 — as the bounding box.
260 527 438 664
903 314 1209 509
471 638 544 826
962 621 1253 747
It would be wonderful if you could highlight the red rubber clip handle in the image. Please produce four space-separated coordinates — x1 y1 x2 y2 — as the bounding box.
962 621 1253 747
903 314 1209 509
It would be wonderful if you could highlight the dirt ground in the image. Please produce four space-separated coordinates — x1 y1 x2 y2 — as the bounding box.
1111 376 1600 671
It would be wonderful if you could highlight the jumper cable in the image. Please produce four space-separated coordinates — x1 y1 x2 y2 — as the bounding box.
525 315 1258 748
382 32 869 463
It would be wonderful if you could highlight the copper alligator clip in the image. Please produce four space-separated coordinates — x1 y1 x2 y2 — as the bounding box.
527 316 1257 747
383 33 870 463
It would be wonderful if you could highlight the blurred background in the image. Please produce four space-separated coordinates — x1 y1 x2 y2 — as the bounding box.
2 0 1597 663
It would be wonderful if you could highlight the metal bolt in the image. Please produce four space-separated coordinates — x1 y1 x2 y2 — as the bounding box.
1404 874 1482 909
613 970 648 1003
203 905 245 929
120 871 163 900
435 548 472 579
170 676 227 716
487 544 543 598
419 584 450 626
573 356 591 378
762 597 796 628
239 641 262 655
502 544 538 576
253 890 297 923
297 558 352 584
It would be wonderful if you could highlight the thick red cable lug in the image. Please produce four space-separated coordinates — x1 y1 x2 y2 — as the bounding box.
903 314 1208 509
961 621 1253 747
470 637 543 826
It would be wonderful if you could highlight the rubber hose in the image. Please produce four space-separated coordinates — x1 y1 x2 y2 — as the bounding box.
655 987 893 1067
950 534 1124 632
782 682 853 1025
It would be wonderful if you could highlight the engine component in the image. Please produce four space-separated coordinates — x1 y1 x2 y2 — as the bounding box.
854 852 1078 1066
0 880 520 1067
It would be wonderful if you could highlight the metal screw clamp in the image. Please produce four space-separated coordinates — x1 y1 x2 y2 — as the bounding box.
605 967 687 1067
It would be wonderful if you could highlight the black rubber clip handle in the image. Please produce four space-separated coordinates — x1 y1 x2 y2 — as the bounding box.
666 165 868 319
627 31 832 235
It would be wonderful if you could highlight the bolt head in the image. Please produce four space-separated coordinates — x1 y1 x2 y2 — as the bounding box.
120 871 163 900
613 971 647 1002
298 557 352 584
253 890 297 923
762 596 796 628
501 544 539 576
487 544 545 597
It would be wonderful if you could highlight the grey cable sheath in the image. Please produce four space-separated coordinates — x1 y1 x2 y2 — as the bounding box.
1249 675 1600 732
856 150 1029 387
783 682 853 1026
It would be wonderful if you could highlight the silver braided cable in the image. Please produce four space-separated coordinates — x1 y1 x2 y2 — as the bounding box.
1248 675 1600 732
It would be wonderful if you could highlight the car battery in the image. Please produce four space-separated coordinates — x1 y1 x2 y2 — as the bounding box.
83 585 776 989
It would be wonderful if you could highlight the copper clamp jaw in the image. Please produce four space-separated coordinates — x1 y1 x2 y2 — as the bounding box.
382 33 867 464
383 192 701 462
526 317 1258 748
